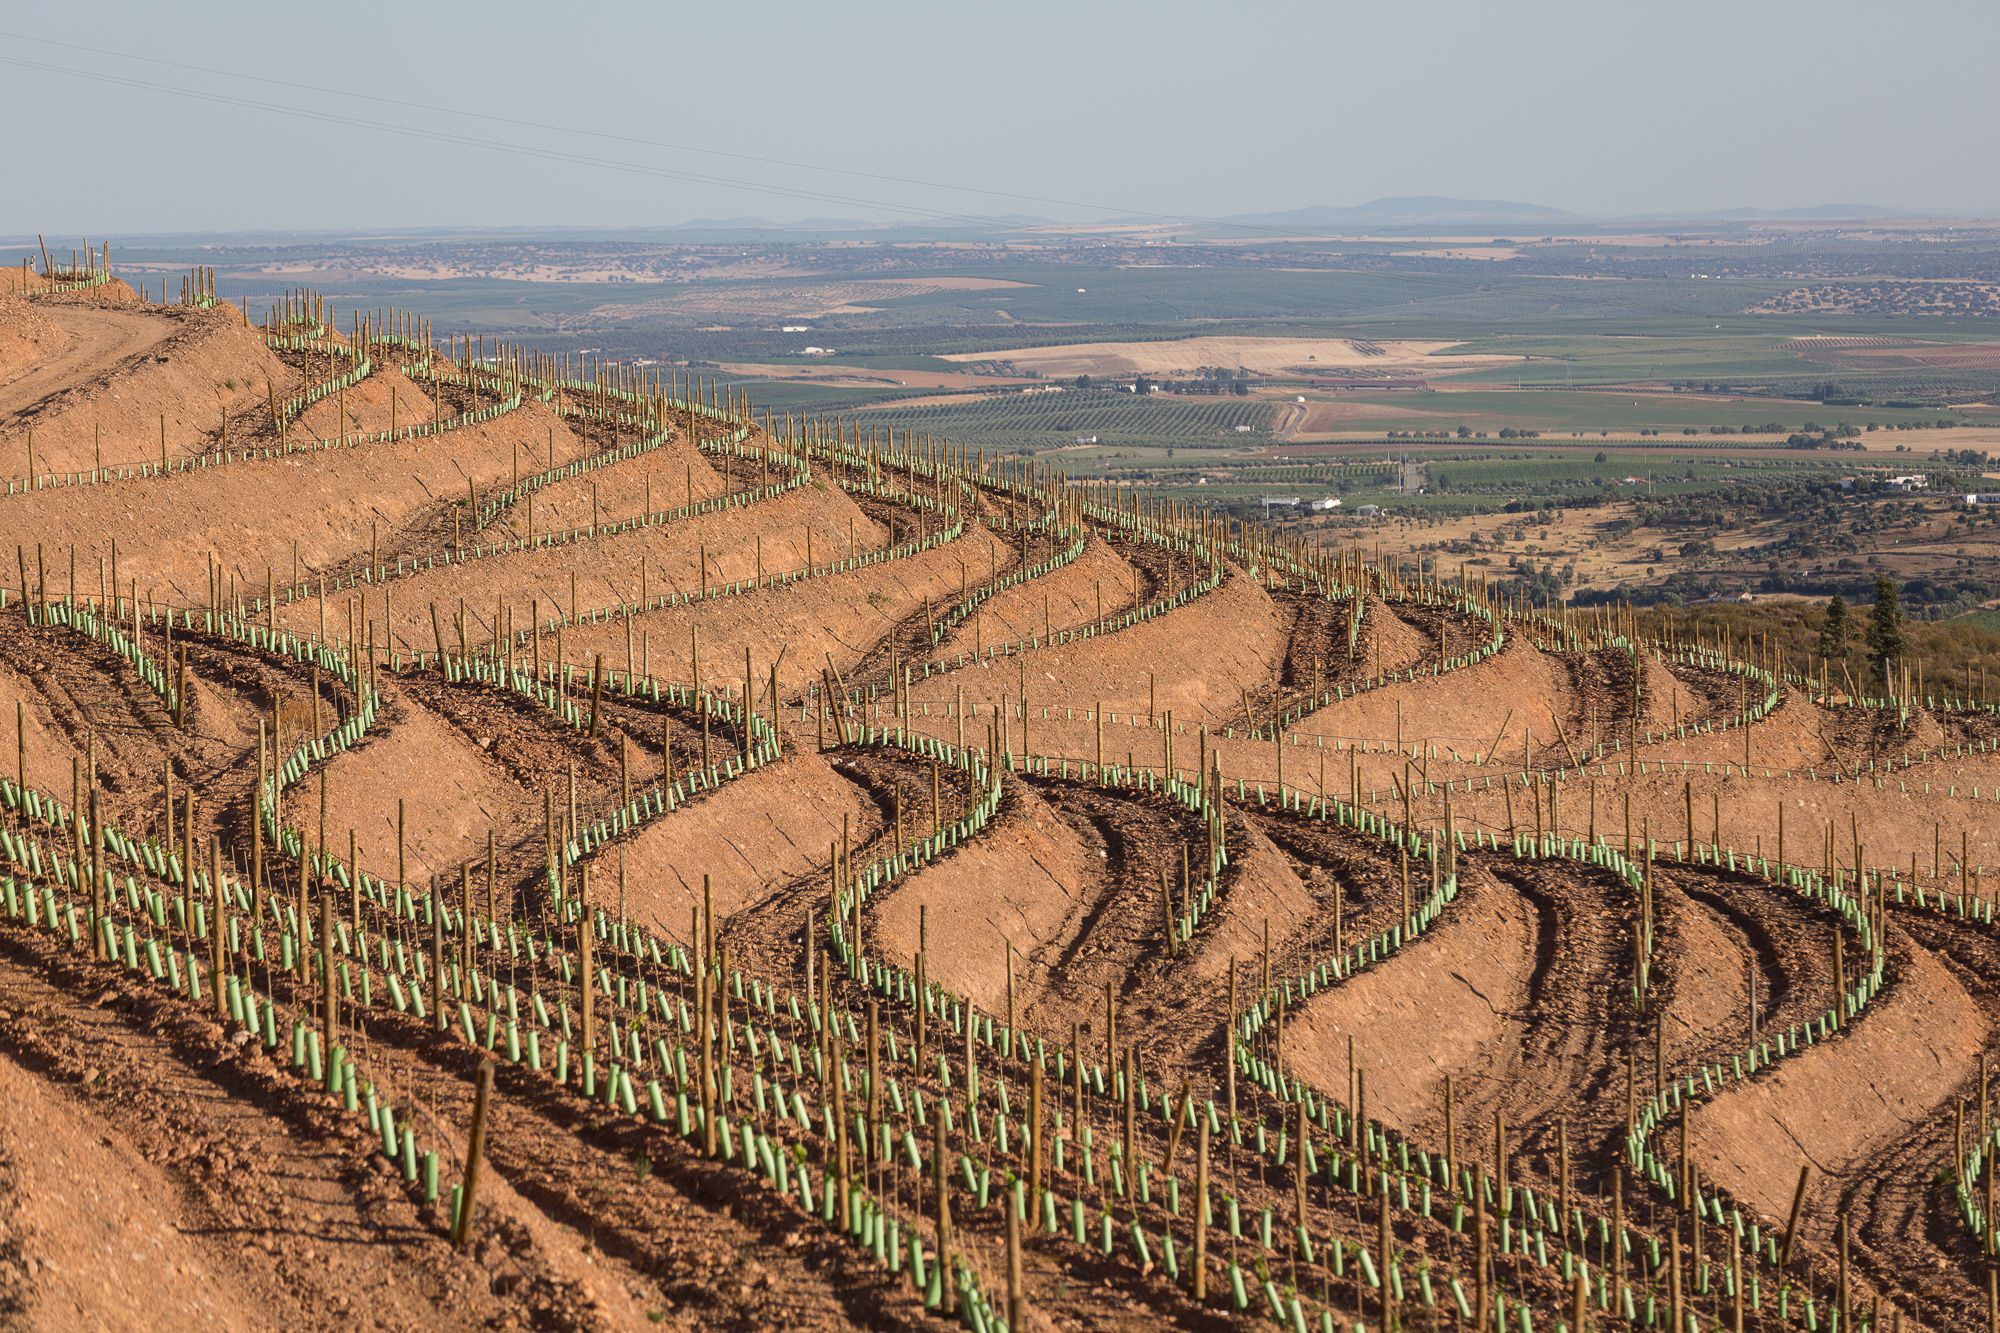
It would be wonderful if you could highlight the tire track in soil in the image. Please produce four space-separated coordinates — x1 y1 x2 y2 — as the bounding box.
1579 860 1843 1261
1663 864 1836 1065
1074 802 1413 1127
1011 776 1217 1058
600 744 1220 1332
0 301 178 423
1236 591 1376 726
1206 836 1768 1328
1213 844 1883 1327
343 1000 938 1333
1533 644 1639 767
1567 645 1638 746
714 747 898 982
0 924 597 1329
820 772 1247 1332
0 619 351 861
0 780 943 1331
1817 908 2000 1330
1376 594 1486 667
0 618 193 819
1629 862 1905 1310
1235 805 1406 977
1275 851 1626 1197
390 672 718 896
1212 577 1384 740
1270 836 1844 1226
855 497 1189 694
845 513 1035 690
1645 862 1843 1124
1198 880 1614 1332
1476 859 1828 1197
327 669 757 941
752 752 1328 1320
1208 806 1410 1076
1454 856 1641 1186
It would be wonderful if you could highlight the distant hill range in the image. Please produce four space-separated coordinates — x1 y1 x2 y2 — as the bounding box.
1226 196 1584 228
659 198 1923 237
1664 203 1907 221
1223 196 1913 229
88 200 1939 251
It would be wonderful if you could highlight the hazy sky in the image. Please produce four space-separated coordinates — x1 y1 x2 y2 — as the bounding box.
4 0 1995 237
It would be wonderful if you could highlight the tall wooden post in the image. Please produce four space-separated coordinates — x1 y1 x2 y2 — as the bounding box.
453 1061 495 1248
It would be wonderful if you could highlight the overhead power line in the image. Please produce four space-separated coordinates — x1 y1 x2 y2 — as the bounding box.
0 32 1323 240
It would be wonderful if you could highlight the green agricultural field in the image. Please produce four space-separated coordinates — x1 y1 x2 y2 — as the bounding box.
1438 333 1819 388
869 265 1493 325
1301 387 2000 436
1020 444 1185 475
1426 452 1845 498
1442 331 2000 403
1197 460 1403 487
720 380 914 414
1122 448 1873 520
856 389 1279 452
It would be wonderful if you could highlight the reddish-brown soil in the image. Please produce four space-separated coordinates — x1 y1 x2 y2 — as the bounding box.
0 298 175 425
7 274 1998 1330
913 567 1288 733
0 396 593 609
0 297 299 474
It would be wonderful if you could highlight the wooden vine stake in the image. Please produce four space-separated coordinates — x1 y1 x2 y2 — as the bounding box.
88 788 106 960
453 1060 495 1248
933 1110 956 1315
1192 1116 1209 1302
1778 1162 1811 1271
320 888 337 1085
1005 1187 1024 1333
208 841 226 1015
580 870 596 1069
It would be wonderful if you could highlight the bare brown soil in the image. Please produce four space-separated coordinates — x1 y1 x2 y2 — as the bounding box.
0 296 299 474
7 274 1998 1331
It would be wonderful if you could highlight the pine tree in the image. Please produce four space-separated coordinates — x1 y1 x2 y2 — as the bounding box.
1816 594 1849 663
1866 575 1905 688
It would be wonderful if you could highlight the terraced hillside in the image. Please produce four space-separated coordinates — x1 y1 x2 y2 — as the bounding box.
2 254 1996 1333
